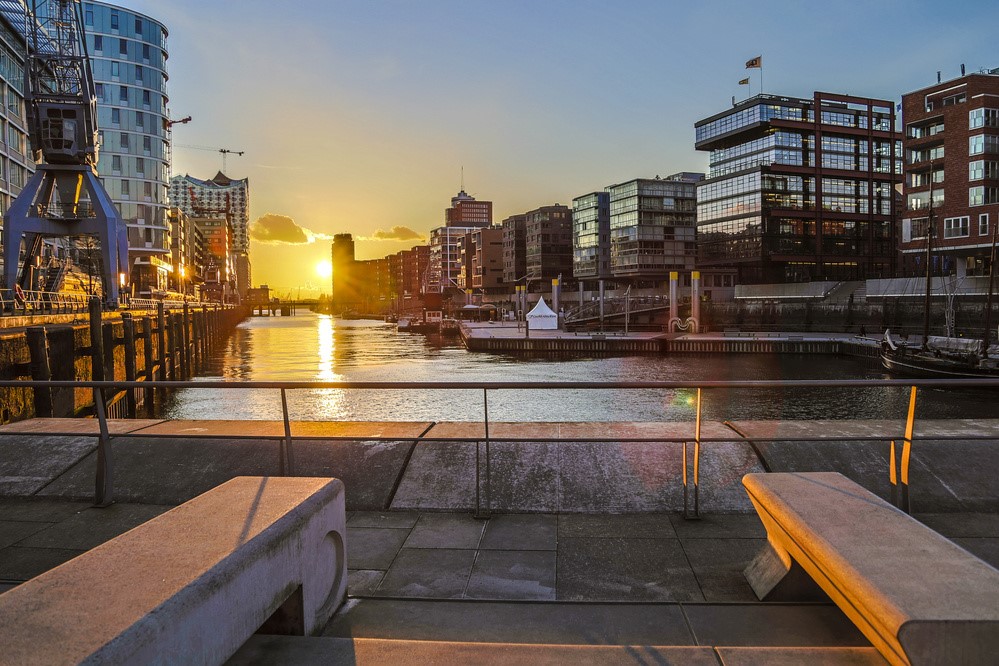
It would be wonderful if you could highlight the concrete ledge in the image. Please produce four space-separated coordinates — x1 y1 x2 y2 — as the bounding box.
743 472 999 665
0 476 348 664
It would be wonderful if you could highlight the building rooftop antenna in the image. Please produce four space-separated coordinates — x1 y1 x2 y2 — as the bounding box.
460 165 464 193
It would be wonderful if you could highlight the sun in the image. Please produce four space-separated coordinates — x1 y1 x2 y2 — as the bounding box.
316 260 333 279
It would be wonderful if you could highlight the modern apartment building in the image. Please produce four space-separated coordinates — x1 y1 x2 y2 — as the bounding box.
695 93 900 284
467 226 504 292
525 205 573 283
501 213 527 286
0 6 32 226
900 70 999 277
169 172 250 296
84 1 172 297
572 191 611 282
607 174 701 284
427 189 492 293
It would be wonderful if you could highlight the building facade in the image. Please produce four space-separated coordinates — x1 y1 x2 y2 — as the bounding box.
468 226 504 292
572 191 611 281
0 7 31 227
607 173 701 284
900 70 999 278
695 92 901 284
84 1 172 297
525 205 573 283
169 172 250 296
501 213 527 285
427 189 492 293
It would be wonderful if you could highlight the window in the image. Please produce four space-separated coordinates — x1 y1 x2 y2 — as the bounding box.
136 157 145 175
143 136 151 154
85 9 93 25
111 155 121 172
944 216 970 238
970 186 999 206
135 18 142 33
110 13 119 30
970 134 999 156
110 61 119 78
111 107 119 124
980 213 990 236
119 39 127 56
142 90 151 107
119 85 127 102
970 160 999 181
121 180 130 197
144 181 153 199
970 108 999 129
94 35 102 51
142 44 150 60
120 132 129 150
135 65 142 82
135 111 144 129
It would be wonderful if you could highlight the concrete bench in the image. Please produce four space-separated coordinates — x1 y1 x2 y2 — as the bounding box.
743 472 999 665
0 476 347 664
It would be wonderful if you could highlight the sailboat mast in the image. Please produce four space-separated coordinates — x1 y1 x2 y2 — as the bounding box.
982 218 998 358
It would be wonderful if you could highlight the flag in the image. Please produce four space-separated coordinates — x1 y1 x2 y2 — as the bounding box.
746 56 762 69
739 77 750 85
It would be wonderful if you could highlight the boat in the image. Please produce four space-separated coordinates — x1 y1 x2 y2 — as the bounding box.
440 318 460 337
880 172 999 377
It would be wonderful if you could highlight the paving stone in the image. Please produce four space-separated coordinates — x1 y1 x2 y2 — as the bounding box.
17 503 172 550
916 512 999 538
681 537 767 602
0 546 84 581
715 646 887 665
465 550 556 600
0 520 51 549
0 498 89 523
683 604 871 647
346 527 409 570
669 512 765 539
557 537 703 602
480 514 556 550
403 513 484 549
390 441 475 511
347 511 420 529
374 548 476 598
347 570 385 596
557 513 674 539
952 537 999 569
0 435 97 496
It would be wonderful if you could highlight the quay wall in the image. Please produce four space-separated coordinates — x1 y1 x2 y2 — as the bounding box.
701 300 999 338
0 305 248 424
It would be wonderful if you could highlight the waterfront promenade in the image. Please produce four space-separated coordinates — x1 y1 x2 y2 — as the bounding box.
0 414 997 662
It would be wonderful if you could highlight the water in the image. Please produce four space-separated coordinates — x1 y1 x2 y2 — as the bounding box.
162 312 995 423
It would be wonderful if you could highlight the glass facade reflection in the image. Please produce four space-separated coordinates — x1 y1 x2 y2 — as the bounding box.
85 1 170 297
0 7 31 225
572 191 610 279
695 93 900 284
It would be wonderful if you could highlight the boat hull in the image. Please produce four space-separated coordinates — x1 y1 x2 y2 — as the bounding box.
880 349 999 378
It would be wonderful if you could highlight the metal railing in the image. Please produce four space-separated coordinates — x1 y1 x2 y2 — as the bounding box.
0 289 90 315
1 377 998 516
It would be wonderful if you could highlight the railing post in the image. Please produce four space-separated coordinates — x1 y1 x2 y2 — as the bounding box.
280 388 295 476
683 387 702 520
892 385 918 514
474 388 492 519
93 386 114 507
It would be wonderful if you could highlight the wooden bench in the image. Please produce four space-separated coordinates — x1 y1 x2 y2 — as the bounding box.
743 472 999 666
0 476 348 664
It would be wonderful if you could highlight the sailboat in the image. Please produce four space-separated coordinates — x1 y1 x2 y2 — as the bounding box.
880 175 999 377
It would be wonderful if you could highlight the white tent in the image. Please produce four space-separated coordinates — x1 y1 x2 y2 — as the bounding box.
526 297 559 330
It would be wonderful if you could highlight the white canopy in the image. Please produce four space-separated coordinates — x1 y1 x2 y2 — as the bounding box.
526 297 558 330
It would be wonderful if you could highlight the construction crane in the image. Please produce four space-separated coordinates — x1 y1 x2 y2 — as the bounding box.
2 0 128 307
175 144 245 173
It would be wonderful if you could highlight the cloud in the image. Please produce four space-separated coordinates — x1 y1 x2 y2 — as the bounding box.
249 213 332 244
358 226 424 242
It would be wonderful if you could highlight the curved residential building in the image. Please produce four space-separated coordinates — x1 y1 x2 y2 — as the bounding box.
84 1 171 297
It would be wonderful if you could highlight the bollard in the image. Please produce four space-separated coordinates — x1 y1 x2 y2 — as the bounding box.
25 326 53 418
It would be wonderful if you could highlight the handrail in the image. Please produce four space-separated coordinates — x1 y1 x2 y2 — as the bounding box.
2 377 997 515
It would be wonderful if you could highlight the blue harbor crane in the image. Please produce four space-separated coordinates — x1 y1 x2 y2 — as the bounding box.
2 0 128 307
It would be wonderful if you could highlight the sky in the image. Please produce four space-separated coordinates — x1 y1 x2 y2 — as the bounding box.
122 0 999 297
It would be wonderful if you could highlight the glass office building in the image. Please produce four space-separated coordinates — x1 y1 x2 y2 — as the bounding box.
572 191 610 280
695 92 901 284
606 173 702 283
84 1 171 297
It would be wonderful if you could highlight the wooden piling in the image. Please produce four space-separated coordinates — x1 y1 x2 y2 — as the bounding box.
181 302 191 379
122 314 137 418
156 302 167 382
25 326 52 418
141 316 154 415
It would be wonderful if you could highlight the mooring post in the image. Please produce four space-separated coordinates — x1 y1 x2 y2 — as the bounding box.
165 311 176 380
141 316 154 415
156 302 167 382
88 297 106 414
181 302 191 379
25 326 52 418
122 314 137 418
